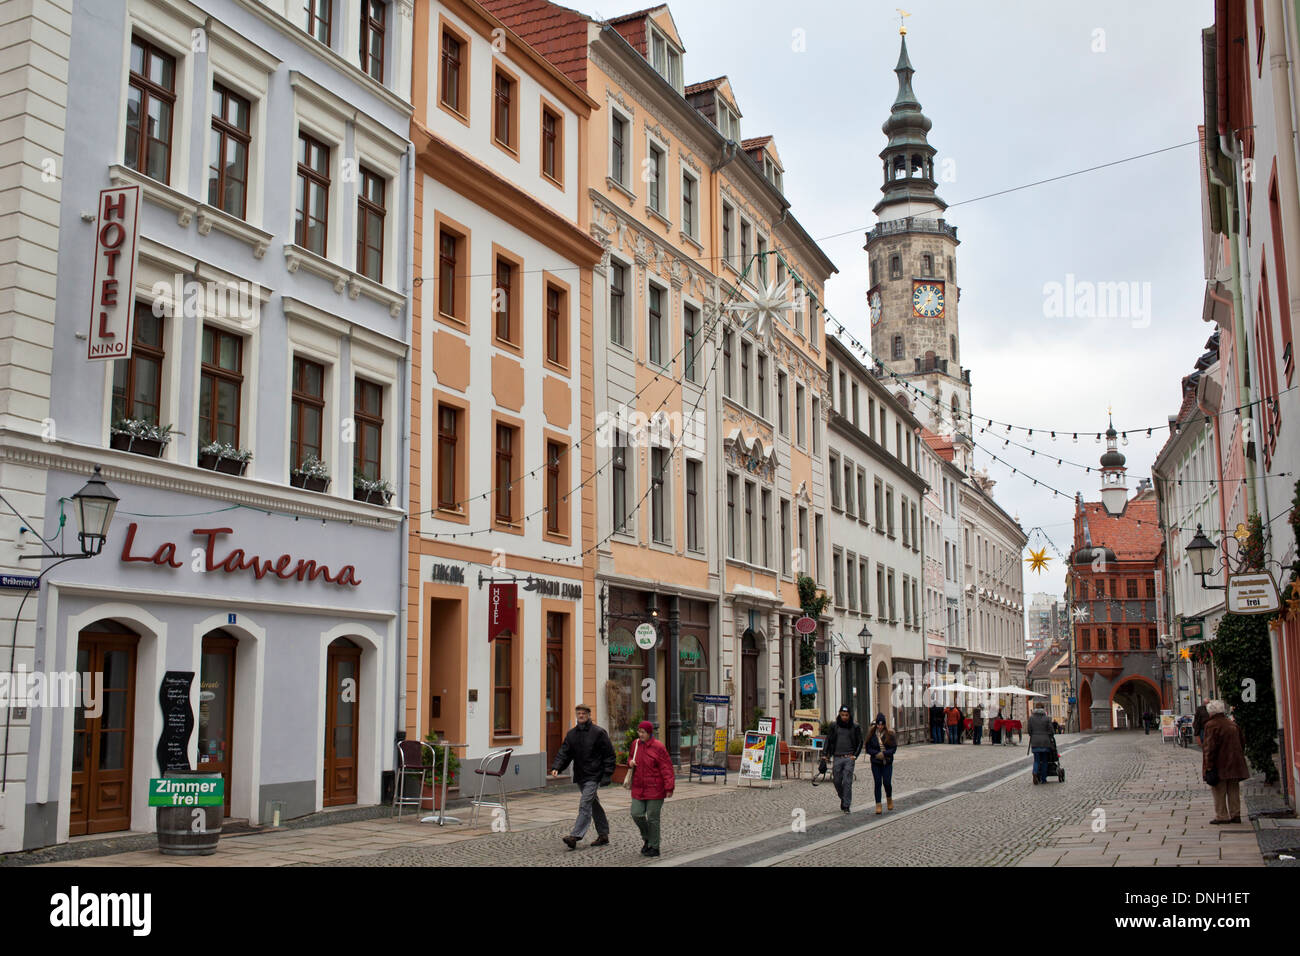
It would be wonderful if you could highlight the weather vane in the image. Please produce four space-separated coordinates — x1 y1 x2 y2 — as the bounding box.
897 8 910 35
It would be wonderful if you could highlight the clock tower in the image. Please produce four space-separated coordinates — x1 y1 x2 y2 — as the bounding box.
865 28 972 470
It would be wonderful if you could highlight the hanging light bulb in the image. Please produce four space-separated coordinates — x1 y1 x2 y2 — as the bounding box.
1095 433 1101 443
1121 433 1129 446
1072 433 1078 443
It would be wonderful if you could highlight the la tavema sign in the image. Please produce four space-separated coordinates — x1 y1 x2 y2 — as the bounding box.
120 523 362 587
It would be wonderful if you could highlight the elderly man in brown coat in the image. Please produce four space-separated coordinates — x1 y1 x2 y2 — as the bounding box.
1201 699 1250 824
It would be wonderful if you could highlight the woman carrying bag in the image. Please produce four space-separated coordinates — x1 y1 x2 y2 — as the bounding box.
865 712 898 814
627 720 675 857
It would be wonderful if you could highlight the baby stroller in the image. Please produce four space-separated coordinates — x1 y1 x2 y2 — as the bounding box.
1032 737 1065 784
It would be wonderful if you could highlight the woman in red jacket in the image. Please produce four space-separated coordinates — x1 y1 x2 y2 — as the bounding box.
627 720 675 857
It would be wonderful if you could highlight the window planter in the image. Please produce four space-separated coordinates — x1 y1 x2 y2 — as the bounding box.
353 486 393 506
198 453 249 476
110 432 169 459
290 473 331 494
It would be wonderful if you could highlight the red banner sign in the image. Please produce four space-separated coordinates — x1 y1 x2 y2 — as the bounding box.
489 582 517 641
88 186 141 361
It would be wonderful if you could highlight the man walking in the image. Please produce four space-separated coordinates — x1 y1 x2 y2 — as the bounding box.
972 705 984 746
929 701 944 744
826 705 864 812
549 704 616 849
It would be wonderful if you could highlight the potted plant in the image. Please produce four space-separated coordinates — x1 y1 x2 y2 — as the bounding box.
198 441 252 476
421 731 460 810
290 454 331 493
353 474 393 506
726 737 744 772
110 419 173 458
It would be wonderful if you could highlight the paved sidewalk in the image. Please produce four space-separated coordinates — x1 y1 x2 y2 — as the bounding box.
1018 733 1263 867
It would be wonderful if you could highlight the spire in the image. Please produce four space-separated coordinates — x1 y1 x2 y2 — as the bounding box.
875 32 946 218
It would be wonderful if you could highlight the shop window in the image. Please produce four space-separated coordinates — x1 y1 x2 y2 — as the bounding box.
493 633 515 736
678 633 707 751
607 627 646 744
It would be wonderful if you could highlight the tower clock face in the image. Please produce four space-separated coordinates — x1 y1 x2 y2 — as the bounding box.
912 281 945 318
869 290 883 327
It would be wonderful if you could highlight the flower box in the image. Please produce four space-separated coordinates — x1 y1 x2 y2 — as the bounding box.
198 453 249 476
110 432 169 458
291 473 331 493
353 487 393 506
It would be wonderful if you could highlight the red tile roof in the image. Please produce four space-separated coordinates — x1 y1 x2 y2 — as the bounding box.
1079 498 1163 561
478 0 592 88
685 76 725 94
920 427 956 461
740 135 772 151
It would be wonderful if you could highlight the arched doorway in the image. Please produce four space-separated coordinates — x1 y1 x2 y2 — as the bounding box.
71 620 140 835
1111 676 1162 731
323 638 362 806
741 629 760 733
876 661 891 728
199 629 238 814
1079 679 1093 731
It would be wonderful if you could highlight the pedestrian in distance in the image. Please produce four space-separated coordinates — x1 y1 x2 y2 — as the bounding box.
865 712 898 814
1028 701 1054 784
627 720 675 857
826 705 864 812
991 707 1004 745
949 703 964 744
1202 699 1250 825
1142 709 1153 735
1193 699 1210 747
972 705 984 745
930 702 944 744
549 704 616 850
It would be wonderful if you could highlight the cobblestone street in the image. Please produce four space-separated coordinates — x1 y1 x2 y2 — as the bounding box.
31 730 1273 868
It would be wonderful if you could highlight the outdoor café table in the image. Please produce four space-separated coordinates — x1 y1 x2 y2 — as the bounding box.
421 741 469 826
790 746 819 779
1002 721 1022 745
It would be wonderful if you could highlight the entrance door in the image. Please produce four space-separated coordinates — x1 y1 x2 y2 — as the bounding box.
199 631 237 814
324 638 361 806
545 612 564 766
741 630 759 733
70 627 139 836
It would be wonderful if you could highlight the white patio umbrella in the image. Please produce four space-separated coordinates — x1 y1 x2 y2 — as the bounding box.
989 684 1046 697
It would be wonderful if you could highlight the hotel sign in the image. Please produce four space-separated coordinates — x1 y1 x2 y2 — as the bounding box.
1226 572 1280 616
489 582 517 641
87 186 141 361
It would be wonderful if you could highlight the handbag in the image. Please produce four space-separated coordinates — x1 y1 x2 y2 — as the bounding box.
623 739 638 790
1204 766 1220 787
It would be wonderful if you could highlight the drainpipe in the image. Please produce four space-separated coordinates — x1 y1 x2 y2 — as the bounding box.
396 140 415 755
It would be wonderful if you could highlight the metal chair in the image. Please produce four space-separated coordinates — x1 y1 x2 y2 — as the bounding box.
393 739 435 818
469 748 514 830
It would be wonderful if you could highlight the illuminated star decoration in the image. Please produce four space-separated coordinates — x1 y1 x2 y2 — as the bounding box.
1179 647 1192 660
733 278 794 347
1071 606 1090 623
1024 547 1051 575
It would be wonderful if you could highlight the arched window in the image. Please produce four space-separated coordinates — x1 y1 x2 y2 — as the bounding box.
892 334 904 360
920 253 932 277
950 393 960 420
910 154 925 177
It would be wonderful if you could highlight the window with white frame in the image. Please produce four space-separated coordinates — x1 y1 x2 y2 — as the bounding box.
716 97 740 140
721 201 735 268
648 282 668 367
648 24 683 92
646 139 666 214
610 107 630 186
681 168 698 240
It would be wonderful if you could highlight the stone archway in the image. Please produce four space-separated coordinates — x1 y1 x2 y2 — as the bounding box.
1079 679 1093 731
875 661 892 727
1111 675 1162 732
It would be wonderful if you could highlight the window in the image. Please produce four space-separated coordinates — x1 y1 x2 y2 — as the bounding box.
727 474 738 557
1126 579 1138 599
761 489 771 567
359 1 386 83
874 478 883 527
647 143 665 213
777 372 788 434
494 253 518 345
757 236 768 282
780 498 791 574
814 514 824 583
920 253 932 277
740 342 751 406
900 495 909 546
354 378 383 483
857 471 867 522
681 172 697 238
851 383 859 426
891 334 904 361
744 481 756 563
877 566 886 618
829 454 841 509
868 396 876 440
295 132 330 256
886 487 895 536
112 304 164 426
795 384 806 446
887 569 896 620
612 430 628 532
495 422 521 524
798 506 808 576
611 112 628 185
546 441 563 534
199 326 243 447
683 304 698 383
651 447 668 544
722 203 734 267
686 460 701 552
208 83 250 219
436 220 467 322
541 107 562 183
545 282 567 366
437 404 459 509
289 356 325 471
833 550 844 607
648 26 682 91
356 166 385 281
493 68 517 152
125 36 177 184
950 334 957 362
493 635 513 735
717 99 740 140
722 330 733 397
648 285 666 366
609 260 627 347
859 561 869 613
440 28 465 114
305 0 332 44
740 221 751 275
844 462 855 516
889 254 901 279
756 354 766 417
870 259 878 287
902 575 910 625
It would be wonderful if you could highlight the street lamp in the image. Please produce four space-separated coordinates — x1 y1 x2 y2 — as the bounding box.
859 624 873 724
1184 524 1225 590
72 466 119 557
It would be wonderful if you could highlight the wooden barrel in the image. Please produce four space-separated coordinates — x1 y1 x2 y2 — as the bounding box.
156 770 224 856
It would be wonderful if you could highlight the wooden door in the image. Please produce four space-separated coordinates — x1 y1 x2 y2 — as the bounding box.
324 639 361 806
198 632 237 814
70 630 138 836
741 631 759 734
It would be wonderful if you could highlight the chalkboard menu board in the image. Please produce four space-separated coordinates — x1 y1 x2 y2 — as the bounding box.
157 671 195 773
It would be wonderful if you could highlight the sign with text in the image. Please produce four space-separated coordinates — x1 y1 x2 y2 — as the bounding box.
740 731 777 781
0 574 40 590
149 776 224 806
634 622 658 650
690 693 729 779
87 185 141 361
794 615 817 635
488 581 517 641
156 671 194 773
1226 572 1280 616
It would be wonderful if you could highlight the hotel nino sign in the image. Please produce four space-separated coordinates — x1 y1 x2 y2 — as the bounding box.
87 185 141 361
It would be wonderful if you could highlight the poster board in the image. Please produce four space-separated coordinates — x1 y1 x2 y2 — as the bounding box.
1160 711 1176 741
740 731 778 783
690 693 730 779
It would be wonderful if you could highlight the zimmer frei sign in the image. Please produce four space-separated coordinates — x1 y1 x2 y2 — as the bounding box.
87 185 141 361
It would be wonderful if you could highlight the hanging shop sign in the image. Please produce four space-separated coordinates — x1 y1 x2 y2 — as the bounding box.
798 672 818 696
634 623 658 650
87 185 141 361
489 582 517 641
1226 572 1280 616
120 523 362 587
795 615 817 635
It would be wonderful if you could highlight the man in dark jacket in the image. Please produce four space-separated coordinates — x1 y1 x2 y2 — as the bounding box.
1193 700 1210 747
826 705 864 812
549 704 616 849
1028 702 1055 784
929 703 944 744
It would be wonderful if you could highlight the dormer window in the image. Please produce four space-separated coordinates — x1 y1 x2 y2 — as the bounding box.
763 154 783 192
716 98 740 140
648 26 683 93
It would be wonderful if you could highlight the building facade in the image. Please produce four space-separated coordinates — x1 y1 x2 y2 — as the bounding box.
1 0 414 851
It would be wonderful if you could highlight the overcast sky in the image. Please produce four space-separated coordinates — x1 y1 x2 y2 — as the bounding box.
580 0 1213 600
